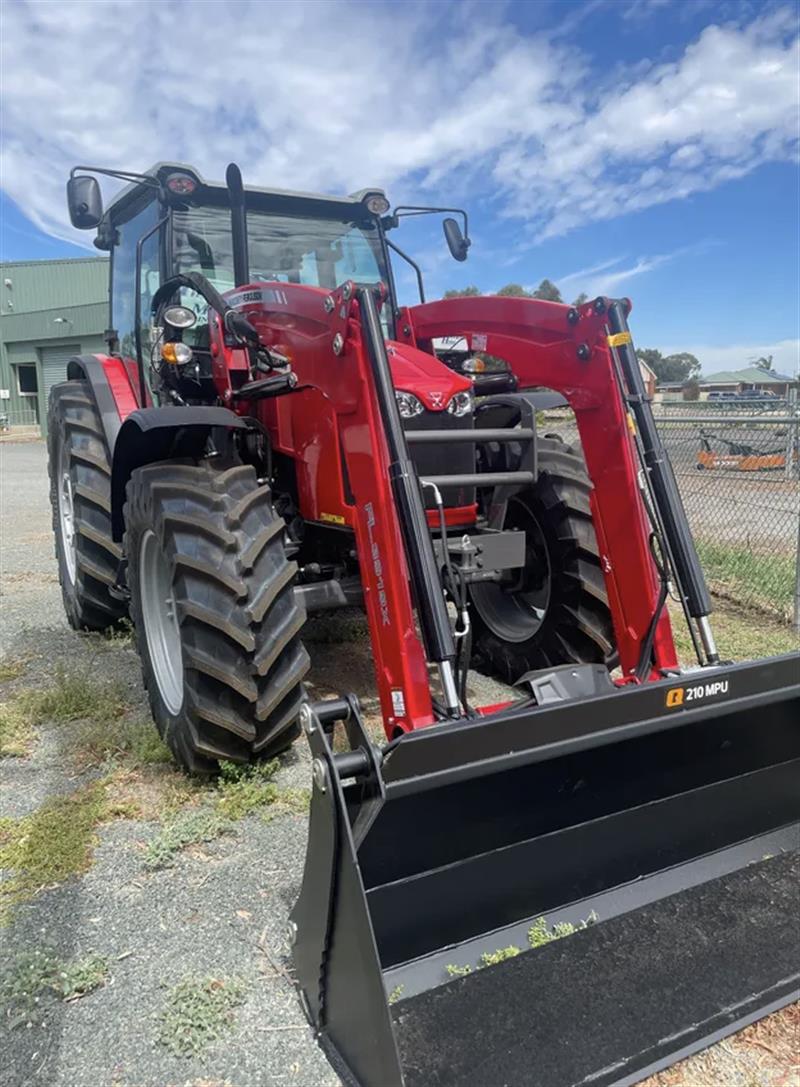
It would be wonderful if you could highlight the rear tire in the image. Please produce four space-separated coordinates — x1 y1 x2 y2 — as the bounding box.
47 381 127 631
125 460 309 773
470 436 615 684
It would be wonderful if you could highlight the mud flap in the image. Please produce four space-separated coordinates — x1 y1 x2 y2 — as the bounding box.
291 654 800 1087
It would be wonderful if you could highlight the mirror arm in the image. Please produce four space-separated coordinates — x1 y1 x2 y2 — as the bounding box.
389 204 470 244
386 238 426 304
70 165 163 194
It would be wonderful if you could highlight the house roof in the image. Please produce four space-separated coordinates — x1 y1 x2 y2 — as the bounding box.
701 366 795 385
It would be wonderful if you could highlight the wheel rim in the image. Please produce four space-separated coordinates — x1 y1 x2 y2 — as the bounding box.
57 443 77 585
470 498 552 643
139 529 184 715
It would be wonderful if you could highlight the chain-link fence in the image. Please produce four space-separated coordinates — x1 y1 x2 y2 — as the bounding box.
654 398 799 626
541 394 800 628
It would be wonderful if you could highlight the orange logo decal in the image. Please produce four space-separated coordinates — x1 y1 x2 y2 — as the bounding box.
666 688 684 708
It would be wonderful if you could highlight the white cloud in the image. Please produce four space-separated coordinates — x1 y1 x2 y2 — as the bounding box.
660 338 800 376
0 1 797 246
555 243 715 296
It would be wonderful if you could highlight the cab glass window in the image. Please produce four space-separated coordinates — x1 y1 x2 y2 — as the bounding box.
111 199 161 362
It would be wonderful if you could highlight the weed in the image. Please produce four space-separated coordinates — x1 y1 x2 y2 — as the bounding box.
70 714 171 771
0 949 109 1026
479 946 520 967
55 954 110 1000
213 760 310 821
216 759 280 819
445 964 472 978
0 655 29 683
0 948 61 1019
528 912 598 949
0 700 34 757
99 619 136 649
156 976 246 1057
143 809 231 869
0 782 107 924
388 985 404 1004
18 668 129 726
260 786 311 821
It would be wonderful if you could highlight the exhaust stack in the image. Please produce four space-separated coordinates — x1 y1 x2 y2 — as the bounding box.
225 162 249 287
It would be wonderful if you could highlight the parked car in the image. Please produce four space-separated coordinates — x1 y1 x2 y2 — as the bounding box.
737 388 776 398
707 391 738 400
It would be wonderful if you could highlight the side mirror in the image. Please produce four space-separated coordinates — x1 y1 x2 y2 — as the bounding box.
67 175 103 230
443 217 470 262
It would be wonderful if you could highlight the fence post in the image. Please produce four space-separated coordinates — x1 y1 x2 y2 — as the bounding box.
795 506 800 632
786 388 796 481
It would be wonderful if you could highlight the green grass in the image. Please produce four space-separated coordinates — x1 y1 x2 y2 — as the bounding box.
445 963 472 978
0 782 108 924
0 949 109 1024
156 976 247 1057
670 601 799 663
696 541 795 620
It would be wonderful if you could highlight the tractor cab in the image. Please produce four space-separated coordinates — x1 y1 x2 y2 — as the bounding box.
67 162 470 383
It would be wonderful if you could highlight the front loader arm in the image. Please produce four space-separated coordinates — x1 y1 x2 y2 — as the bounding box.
399 294 680 677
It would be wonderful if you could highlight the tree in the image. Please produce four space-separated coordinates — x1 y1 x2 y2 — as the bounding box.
495 283 529 297
682 378 701 401
443 285 482 298
636 348 700 384
572 292 589 306
754 354 774 371
531 278 563 302
661 352 701 382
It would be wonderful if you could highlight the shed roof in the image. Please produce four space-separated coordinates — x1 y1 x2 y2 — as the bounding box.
701 367 795 385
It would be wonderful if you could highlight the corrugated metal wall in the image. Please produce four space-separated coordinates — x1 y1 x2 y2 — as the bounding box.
0 258 109 435
1 258 108 316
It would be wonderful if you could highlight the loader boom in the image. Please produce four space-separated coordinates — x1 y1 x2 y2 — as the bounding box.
53 160 800 1087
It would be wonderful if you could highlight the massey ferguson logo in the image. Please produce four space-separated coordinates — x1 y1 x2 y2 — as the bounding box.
429 391 445 409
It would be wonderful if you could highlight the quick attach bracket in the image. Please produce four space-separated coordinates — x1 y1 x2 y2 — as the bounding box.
323 280 388 357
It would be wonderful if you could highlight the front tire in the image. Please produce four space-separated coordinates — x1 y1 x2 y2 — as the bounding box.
47 381 127 631
125 461 309 773
470 436 615 684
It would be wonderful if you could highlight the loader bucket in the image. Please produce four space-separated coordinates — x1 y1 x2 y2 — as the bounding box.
291 654 800 1087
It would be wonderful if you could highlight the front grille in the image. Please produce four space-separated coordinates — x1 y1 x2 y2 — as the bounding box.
403 409 475 508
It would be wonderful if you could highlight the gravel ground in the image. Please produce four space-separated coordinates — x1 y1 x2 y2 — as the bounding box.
1 440 796 1087
0 441 511 1087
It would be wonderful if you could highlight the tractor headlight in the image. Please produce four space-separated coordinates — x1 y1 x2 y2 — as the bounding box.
161 342 194 366
461 356 486 374
447 390 474 417
395 390 425 419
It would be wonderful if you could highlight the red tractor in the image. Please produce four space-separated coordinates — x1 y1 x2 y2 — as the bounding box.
51 162 799 1087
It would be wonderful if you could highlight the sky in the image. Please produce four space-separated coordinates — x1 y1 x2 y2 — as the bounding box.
0 0 798 375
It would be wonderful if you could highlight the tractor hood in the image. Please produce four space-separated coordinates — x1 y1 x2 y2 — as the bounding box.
386 341 471 412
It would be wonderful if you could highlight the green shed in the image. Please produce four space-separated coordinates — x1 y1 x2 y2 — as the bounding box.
0 257 109 435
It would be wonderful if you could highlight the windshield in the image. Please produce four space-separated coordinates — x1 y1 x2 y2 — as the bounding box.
172 204 389 295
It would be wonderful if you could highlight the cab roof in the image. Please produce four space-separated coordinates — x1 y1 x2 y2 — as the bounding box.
105 161 387 220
